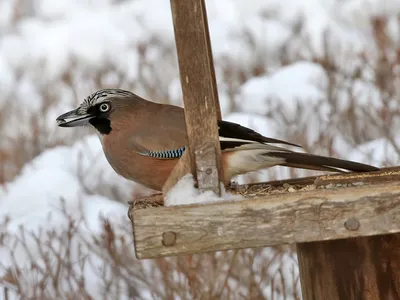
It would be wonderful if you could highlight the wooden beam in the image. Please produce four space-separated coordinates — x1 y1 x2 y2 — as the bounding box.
166 0 222 195
297 233 400 299
137 167 400 207
132 179 400 259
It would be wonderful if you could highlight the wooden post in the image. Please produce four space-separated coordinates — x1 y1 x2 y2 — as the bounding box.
298 173 400 300
297 234 400 300
167 0 223 195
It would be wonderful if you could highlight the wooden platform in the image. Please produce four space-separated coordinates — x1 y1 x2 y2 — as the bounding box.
130 167 400 259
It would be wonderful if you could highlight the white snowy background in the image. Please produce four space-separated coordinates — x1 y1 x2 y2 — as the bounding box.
0 0 399 299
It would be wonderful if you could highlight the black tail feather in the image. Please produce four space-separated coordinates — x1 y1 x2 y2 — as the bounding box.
266 152 379 173
280 162 345 173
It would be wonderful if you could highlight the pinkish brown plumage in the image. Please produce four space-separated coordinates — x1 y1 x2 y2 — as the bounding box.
56 89 379 191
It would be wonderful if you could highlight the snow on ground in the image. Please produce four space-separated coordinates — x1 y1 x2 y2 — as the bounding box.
0 193 130 299
0 136 144 299
237 61 330 145
1 135 135 217
348 135 400 166
1 0 398 103
0 136 133 262
0 0 399 298
238 61 328 116
0 0 398 148
257 247 301 298
0 134 133 251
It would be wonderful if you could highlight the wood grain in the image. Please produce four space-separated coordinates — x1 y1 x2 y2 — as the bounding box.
297 165 400 300
297 234 400 300
315 167 400 187
194 142 220 194
132 180 400 259
169 0 222 195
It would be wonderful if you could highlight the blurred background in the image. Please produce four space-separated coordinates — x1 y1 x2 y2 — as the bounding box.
0 0 399 299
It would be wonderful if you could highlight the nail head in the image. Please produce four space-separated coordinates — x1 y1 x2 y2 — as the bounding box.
162 231 176 246
344 217 360 231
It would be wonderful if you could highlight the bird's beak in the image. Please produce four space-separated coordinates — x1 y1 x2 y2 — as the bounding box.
56 109 93 127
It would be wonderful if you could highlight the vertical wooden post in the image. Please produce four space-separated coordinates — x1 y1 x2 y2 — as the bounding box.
297 233 400 300
169 0 222 195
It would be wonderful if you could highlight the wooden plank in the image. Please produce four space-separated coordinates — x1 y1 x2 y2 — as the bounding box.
167 0 222 195
315 166 400 187
140 167 399 207
132 180 400 259
297 233 400 300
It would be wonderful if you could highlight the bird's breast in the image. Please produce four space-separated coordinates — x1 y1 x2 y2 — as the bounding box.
101 135 178 191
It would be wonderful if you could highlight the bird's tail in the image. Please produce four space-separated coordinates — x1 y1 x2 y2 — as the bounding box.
266 151 379 173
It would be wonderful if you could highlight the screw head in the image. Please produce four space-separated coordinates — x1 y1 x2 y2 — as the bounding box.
162 231 177 246
344 217 360 231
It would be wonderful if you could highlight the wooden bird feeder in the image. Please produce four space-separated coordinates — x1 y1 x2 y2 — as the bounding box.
129 1 400 299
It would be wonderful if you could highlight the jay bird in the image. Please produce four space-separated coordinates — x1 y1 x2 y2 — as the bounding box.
56 89 379 191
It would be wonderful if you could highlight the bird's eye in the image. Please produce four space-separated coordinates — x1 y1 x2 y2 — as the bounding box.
99 103 111 113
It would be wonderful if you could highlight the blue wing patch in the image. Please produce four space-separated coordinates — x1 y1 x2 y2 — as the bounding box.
139 146 186 159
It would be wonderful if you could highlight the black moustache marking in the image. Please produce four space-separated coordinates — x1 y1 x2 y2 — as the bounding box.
89 117 112 135
86 103 113 134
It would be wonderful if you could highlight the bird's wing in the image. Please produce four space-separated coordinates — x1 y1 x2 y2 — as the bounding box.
217 120 300 151
128 102 302 158
128 103 188 159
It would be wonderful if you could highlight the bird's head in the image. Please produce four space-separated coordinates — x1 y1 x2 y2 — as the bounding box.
56 89 136 135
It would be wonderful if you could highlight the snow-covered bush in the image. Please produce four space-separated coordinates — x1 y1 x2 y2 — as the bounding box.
0 0 399 299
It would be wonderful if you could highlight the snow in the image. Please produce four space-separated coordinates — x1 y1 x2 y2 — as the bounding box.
0 136 133 228
0 0 398 145
338 0 400 26
257 247 301 298
238 61 328 116
165 174 242 206
0 56 15 94
225 112 280 139
348 136 400 166
238 61 331 145
0 0 399 298
0 137 139 299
